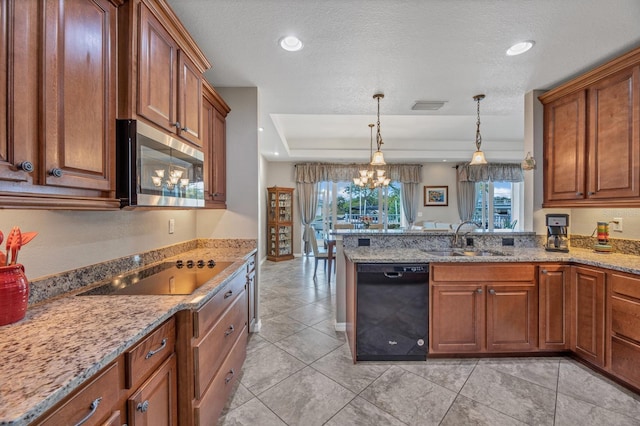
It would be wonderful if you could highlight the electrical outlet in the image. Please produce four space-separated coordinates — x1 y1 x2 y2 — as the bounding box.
169 218 175 234
612 217 623 232
417 211 423 217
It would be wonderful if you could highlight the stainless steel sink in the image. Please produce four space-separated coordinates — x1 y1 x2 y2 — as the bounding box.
422 249 507 257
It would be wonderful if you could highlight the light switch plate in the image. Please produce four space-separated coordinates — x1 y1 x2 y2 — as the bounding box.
169 218 175 234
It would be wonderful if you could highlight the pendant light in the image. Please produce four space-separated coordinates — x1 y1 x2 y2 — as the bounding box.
353 123 390 188
469 94 488 165
371 93 387 166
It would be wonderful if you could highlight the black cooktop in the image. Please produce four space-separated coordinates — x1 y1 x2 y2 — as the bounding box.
77 259 234 296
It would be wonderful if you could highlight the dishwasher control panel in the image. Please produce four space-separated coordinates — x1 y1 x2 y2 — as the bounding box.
396 265 426 273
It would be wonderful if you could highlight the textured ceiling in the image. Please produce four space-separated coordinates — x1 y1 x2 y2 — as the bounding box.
167 0 640 163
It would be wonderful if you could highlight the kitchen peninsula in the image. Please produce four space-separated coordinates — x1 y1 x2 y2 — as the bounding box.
334 228 640 394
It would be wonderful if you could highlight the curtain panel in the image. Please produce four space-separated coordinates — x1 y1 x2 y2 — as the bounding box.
294 163 422 183
456 163 524 182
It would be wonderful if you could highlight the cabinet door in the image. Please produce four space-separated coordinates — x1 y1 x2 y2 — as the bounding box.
543 91 587 203
0 0 39 185
177 51 202 147
539 265 570 350
128 353 178 426
587 66 640 199
572 266 606 367
42 0 116 191
138 3 178 134
486 283 538 352
210 108 227 202
430 283 484 353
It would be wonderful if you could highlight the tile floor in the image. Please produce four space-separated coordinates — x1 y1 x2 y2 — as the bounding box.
218 256 640 425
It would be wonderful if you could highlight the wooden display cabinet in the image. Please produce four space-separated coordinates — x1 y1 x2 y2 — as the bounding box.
267 187 294 261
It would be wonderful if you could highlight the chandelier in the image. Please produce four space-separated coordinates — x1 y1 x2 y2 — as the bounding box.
353 123 390 188
469 94 488 165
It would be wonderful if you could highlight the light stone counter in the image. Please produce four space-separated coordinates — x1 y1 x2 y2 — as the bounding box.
344 246 640 276
0 245 256 425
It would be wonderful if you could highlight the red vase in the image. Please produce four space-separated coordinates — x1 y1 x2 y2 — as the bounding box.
0 264 29 326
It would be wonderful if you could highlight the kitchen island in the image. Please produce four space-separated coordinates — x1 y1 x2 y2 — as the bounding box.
0 242 256 425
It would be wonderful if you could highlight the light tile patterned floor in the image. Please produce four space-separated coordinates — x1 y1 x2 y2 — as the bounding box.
219 256 640 425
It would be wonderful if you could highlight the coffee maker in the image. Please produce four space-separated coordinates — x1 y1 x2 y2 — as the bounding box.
546 214 569 252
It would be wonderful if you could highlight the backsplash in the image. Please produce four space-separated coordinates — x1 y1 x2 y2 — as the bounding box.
569 234 640 256
27 239 256 306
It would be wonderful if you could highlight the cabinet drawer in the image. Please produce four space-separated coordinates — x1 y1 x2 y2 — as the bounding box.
610 272 640 300
611 335 640 388
246 254 256 273
125 317 176 389
194 289 248 399
194 324 247 426
611 295 640 342
431 264 535 282
194 269 246 338
37 361 120 426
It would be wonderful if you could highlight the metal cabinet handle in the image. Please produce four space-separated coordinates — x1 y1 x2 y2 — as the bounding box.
181 126 189 132
224 324 235 336
541 269 548 274
224 290 233 299
136 400 149 413
145 338 167 359
49 168 63 177
16 161 34 172
489 289 496 295
576 192 583 196
173 121 181 129
74 397 102 426
224 369 235 384
476 288 483 294
588 191 595 195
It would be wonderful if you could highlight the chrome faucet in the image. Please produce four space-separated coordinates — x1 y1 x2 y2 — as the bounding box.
453 220 481 248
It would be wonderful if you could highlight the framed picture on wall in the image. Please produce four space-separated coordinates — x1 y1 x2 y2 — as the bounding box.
424 186 448 206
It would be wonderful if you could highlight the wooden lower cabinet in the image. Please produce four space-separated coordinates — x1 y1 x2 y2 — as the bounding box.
430 264 537 354
539 264 570 350
608 271 640 388
571 265 606 367
128 354 178 426
431 283 484 352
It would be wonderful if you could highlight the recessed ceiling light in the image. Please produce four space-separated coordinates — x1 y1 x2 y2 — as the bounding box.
507 40 535 56
274 152 279 156
279 36 303 52
258 127 264 132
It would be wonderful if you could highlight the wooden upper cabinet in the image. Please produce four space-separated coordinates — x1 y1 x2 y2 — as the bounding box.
540 46 640 207
587 66 640 200
121 0 210 148
543 91 586 203
0 0 120 208
202 81 230 208
137 3 179 134
42 0 116 192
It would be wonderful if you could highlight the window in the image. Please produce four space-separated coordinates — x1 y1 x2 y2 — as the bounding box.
473 181 522 230
311 181 402 238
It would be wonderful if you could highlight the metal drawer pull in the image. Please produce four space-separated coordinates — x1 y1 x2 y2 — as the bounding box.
74 397 102 426
489 289 496 295
541 270 548 274
224 369 235 384
476 288 482 294
224 324 235 336
224 290 233 299
137 400 149 413
145 338 167 359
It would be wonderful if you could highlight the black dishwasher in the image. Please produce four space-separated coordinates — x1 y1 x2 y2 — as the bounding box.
356 263 429 361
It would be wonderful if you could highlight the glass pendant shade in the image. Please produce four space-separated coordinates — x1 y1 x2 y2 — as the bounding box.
370 150 386 166
521 151 536 170
470 150 488 165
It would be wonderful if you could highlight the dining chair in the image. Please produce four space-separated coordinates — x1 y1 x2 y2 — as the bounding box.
310 236 334 278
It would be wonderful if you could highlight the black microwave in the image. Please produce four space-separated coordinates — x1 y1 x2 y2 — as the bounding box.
116 120 205 208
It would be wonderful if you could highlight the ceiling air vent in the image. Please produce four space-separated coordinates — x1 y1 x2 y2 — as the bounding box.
411 100 447 111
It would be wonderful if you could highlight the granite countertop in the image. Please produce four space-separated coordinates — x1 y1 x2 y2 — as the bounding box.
344 246 640 275
0 246 256 425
